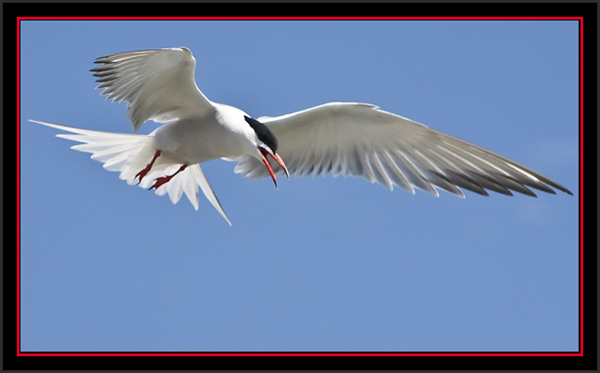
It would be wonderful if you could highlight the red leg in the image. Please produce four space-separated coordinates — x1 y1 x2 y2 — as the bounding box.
149 165 188 190
136 150 162 184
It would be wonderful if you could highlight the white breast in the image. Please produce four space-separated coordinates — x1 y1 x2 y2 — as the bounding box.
153 103 256 165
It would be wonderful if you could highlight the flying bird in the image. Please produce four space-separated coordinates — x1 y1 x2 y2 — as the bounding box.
31 47 573 226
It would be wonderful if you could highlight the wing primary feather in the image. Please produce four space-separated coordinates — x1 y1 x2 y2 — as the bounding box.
389 151 438 196
418 145 517 196
359 151 376 183
439 138 570 195
465 171 514 196
369 153 394 190
331 147 344 178
433 143 535 195
379 151 416 194
346 148 364 178
444 171 489 196
408 148 468 196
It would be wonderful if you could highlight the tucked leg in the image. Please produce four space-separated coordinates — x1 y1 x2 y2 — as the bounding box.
149 165 188 190
136 150 162 184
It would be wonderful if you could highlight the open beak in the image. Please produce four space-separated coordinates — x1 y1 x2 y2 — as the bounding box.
258 147 290 189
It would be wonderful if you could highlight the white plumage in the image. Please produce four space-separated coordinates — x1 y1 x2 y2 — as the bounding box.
31 47 572 225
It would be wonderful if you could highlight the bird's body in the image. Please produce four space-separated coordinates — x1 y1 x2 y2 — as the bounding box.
31 47 572 225
153 104 255 165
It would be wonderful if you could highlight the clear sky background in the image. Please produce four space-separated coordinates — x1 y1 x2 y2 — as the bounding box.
19 20 579 352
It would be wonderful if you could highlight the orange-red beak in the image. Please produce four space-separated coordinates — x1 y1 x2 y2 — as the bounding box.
258 147 290 189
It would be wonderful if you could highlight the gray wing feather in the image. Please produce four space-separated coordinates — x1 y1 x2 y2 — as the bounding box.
232 102 572 197
91 47 214 133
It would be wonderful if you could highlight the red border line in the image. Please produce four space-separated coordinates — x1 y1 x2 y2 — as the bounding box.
14 352 583 357
17 16 583 21
16 16 21 357
578 17 584 354
16 16 584 358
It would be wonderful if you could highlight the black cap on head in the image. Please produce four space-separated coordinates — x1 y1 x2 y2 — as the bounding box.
244 116 278 154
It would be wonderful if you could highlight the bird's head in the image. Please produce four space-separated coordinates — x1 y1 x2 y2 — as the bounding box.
245 116 290 188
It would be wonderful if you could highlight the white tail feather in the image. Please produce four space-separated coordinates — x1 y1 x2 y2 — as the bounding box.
30 120 232 225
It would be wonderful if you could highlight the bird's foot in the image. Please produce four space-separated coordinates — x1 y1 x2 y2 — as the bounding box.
136 150 162 184
149 165 187 190
149 176 171 190
136 166 152 184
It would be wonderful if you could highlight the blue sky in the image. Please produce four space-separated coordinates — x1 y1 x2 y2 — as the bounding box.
19 20 579 352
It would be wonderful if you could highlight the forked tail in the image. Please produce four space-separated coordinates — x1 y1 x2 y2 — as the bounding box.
29 120 231 225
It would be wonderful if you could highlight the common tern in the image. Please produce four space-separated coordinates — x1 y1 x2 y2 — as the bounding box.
30 47 573 226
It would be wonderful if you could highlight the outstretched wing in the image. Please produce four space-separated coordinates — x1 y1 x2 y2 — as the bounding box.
91 47 214 133
232 102 572 197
